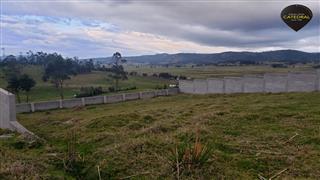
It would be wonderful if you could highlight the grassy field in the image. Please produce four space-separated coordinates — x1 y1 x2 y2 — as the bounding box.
1 92 319 179
0 64 315 102
0 66 173 102
125 64 314 78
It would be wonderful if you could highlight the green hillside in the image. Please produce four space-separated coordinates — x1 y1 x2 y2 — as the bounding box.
1 92 319 179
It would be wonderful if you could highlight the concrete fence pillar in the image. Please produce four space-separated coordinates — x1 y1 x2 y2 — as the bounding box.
165 89 169 96
103 96 107 103
122 94 126 101
192 80 196 93
0 89 16 130
262 74 266 92
81 98 86 106
59 99 63 108
222 79 226 93
285 73 290 92
0 88 34 135
316 69 320 91
31 103 35 112
241 78 245 93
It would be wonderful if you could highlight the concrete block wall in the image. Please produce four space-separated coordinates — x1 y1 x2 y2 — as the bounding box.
0 89 16 130
107 94 124 103
85 96 104 105
207 78 224 94
34 101 60 111
168 88 179 95
0 88 34 135
179 70 320 95
194 79 208 94
62 98 83 108
141 91 156 99
317 69 320 91
243 75 264 93
15 88 179 113
224 77 243 93
156 89 168 96
16 103 32 113
264 73 287 93
125 93 140 100
179 80 194 94
287 72 317 92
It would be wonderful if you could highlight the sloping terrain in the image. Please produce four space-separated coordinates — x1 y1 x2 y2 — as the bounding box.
1 92 320 179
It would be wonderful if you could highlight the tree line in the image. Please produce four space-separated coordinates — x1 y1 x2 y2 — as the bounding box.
0 51 127 102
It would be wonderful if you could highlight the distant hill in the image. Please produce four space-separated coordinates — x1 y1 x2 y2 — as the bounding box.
89 50 320 65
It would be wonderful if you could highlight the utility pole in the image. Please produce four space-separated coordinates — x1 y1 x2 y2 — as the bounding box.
1 48 5 57
1 48 5 60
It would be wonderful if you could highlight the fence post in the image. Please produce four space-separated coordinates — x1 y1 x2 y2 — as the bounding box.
103 96 107 103
81 98 86 106
263 74 266 93
241 77 245 93
59 99 63 108
285 73 290 92
165 89 169 96
316 70 320 91
0 88 34 135
31 103 35 112
122 94 126 101
0 90 16 130
206 79 209 93
222 78 226 93
192 80 196 93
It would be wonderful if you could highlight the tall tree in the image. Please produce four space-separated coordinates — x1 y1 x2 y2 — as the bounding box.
7 75 22 103
19 74 36 102
108 52 127 91
2 55 22 79
43 54 75 99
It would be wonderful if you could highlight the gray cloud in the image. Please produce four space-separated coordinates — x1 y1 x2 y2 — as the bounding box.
2 0 320 56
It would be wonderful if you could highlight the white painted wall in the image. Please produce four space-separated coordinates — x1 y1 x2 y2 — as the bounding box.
179 71 320 95
207 78 224 93
0 88 34 135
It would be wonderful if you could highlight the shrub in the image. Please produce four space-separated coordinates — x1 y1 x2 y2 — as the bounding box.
168 132 213 178
76 87 104 98
108 86 116 92
129 71 138 76
62 130 89 178
158 72 177 79
155 84 168 89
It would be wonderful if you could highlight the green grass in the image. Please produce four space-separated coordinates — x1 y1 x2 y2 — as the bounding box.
1 92 320 179
125 64 314 78
0 64 315 102
0 66 173 102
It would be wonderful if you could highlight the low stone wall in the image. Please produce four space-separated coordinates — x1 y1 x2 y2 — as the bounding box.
0 88 34 135
16 88 179 113
179 70 320 94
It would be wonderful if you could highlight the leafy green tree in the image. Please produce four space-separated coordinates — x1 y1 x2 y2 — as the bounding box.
42 54 75 99
19 74 36 102
108 52 127 91
7 75 22 103
6 74 36 103
2 55 22 80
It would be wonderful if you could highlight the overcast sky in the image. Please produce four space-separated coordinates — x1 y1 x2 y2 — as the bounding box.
1 0 319 58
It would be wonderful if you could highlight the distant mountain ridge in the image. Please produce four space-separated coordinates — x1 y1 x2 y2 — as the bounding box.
90 50 320 65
